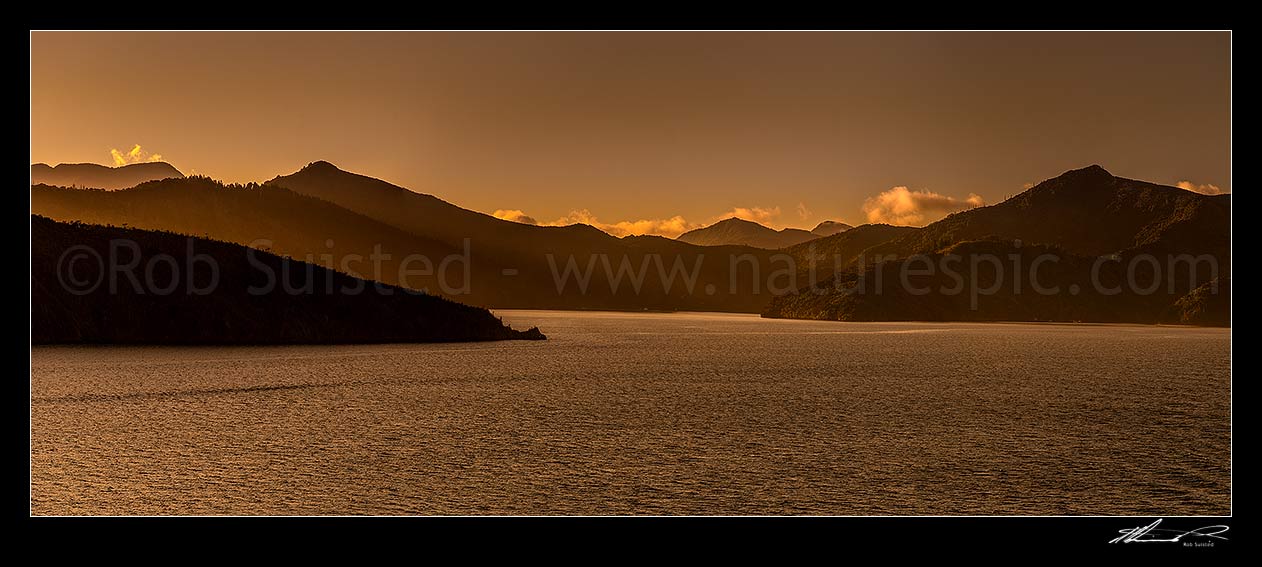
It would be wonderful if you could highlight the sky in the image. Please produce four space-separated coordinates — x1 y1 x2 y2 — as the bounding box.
31 31 1231 236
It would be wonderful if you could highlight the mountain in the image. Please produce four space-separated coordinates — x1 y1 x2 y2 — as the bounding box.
266 161 613 258
676 217 818 249
763 165 1231 326
31 215 544 344
31 162 184 190
810 220 853 237
867 165 1229 260
264 161 779 312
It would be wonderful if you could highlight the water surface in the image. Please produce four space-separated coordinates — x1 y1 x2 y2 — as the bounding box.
31 311 1231 515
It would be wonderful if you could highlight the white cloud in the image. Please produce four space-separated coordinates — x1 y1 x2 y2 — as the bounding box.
492 209 538 225
1176 180 1227 195
109 144 164 166
547 209 696 238
716 206 781 224
796 202 812 220
861 186 985 226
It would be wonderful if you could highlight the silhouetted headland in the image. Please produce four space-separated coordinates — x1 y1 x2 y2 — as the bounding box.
31 215 545 344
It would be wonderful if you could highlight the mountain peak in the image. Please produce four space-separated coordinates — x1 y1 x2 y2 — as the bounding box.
301 160 343 173
1061 164 1113 179
678 216 817 249
811 220 853 237
1019 164 1118 197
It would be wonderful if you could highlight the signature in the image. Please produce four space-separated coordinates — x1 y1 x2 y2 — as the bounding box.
1109 519 1230 544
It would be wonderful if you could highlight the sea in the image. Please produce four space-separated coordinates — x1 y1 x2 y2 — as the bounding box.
30 311 1231 515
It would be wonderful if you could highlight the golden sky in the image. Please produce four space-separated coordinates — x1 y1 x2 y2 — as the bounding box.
31 32 1230 234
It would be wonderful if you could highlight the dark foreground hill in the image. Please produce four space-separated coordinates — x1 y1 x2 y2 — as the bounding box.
31 215 544 344
31 162 184 190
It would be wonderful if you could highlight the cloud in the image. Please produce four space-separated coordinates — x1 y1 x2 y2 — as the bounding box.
796 202 812 220
1176 180 1227 195
492 209 538 225
1022 182 1036 190
717 206 781 224
548 209 696 238
110 144 164 166
861 186 986 226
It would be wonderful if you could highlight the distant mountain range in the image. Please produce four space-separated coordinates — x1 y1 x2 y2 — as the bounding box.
32 215 544 344
33 163 781 312
763 165 1230 326
31 162 184 190
30 162 1230 326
